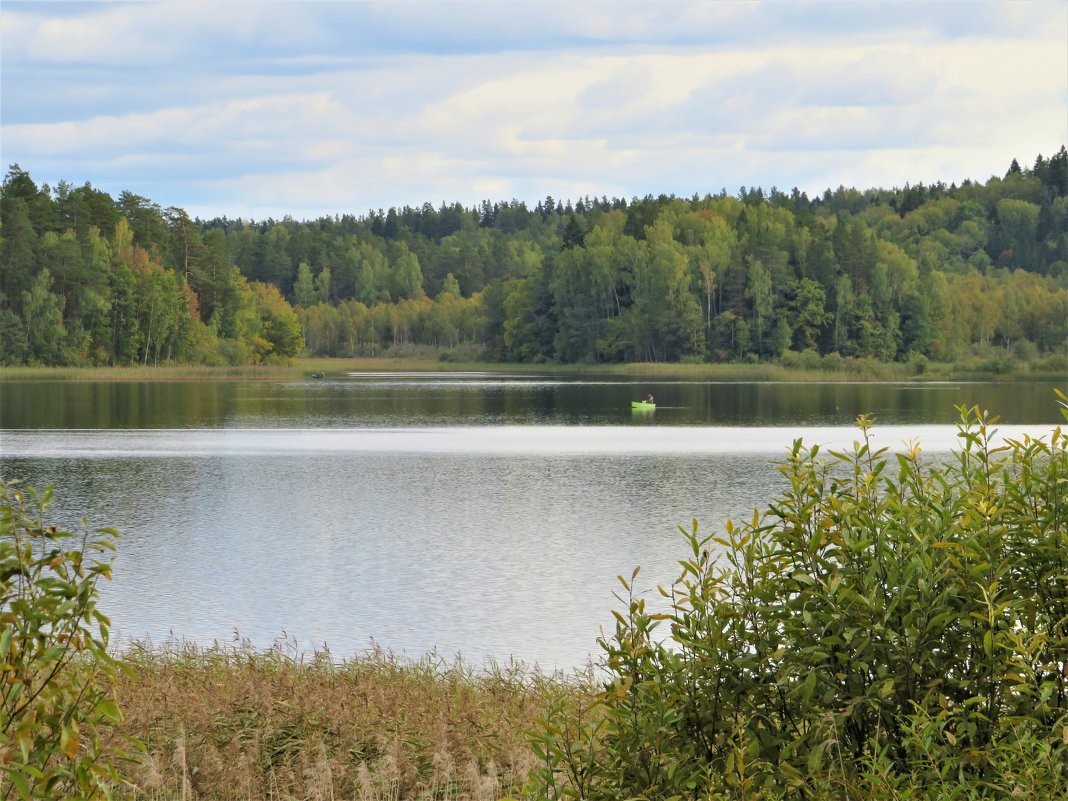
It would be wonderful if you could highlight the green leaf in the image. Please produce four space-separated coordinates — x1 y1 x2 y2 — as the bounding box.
96 699 122 723
8 770 31 801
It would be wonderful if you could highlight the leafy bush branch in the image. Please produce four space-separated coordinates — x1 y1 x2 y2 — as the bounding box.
0 482 126 800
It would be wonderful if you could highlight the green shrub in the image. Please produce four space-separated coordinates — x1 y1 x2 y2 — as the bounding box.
0 482 126 800
1036 351 1068 376
531 397 1068 800
818 352 845 373
779 349 821 371
906 351 928 375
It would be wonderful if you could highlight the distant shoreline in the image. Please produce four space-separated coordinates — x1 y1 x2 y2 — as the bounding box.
1 356 1062 383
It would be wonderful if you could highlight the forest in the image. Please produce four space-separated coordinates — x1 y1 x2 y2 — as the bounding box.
1 148 1065 368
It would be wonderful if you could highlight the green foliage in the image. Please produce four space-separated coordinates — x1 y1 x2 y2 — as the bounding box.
19 270 67 365
292 261 316 307
252 281 305 359
531 400 1068 799
785 279 831 352
0 481 126 799
3 150 1068 366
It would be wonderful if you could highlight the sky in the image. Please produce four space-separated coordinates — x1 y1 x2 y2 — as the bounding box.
2 0 1066 222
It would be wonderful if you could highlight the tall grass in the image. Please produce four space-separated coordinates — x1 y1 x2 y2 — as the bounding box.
2 350 1060 383
112 639 585 801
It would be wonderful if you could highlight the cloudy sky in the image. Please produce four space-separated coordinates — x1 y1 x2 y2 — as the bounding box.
2 0 1065 221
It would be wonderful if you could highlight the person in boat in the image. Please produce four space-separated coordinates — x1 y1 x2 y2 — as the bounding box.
645 394 654 404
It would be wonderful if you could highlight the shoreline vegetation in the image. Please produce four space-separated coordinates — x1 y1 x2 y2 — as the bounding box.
1 350 1065 383
112 639 560 801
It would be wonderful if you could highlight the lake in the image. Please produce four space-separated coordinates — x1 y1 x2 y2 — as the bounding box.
0 375 1062 671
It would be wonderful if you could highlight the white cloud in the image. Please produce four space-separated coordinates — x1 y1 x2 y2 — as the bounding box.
2 1 1065 218
5 2 324 66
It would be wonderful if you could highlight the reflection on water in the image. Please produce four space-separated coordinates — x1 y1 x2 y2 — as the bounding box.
0 424 1052 459
0 375 1063 669
2 448 784 669
3 420 1058 669
1 377 1062 429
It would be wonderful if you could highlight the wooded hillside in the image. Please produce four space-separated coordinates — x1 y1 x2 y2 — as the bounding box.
1 149 1065 367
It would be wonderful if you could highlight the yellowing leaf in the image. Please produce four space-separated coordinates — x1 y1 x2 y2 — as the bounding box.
60 723 79 759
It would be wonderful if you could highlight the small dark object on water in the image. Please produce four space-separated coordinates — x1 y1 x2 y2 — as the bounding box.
311 371 325 379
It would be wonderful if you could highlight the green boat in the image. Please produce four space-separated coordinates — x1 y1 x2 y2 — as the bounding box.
631 400 656 411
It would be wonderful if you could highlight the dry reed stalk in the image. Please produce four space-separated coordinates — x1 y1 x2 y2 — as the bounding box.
111 639 585 800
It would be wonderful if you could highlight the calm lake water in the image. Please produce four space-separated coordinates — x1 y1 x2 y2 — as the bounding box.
0 375 1063 670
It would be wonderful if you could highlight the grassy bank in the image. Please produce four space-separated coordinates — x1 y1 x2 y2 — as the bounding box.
113 640 576 801
1 352 1063 383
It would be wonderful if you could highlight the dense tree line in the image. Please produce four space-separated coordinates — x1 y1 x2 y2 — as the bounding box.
0 172 303 366
1 148 1065 366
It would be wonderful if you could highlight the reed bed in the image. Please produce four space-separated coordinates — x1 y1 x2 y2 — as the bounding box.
3 351 1060 383
111 639 587 801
